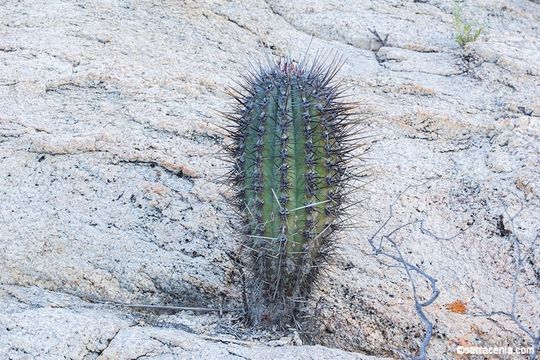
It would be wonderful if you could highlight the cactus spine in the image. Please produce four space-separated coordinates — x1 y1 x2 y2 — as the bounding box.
225 54 356 326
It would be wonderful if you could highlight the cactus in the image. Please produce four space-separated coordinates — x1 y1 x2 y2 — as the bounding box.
225 54 356 326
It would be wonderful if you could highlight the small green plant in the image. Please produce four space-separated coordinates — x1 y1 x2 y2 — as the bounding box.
225 54 357 327
453 3 483 46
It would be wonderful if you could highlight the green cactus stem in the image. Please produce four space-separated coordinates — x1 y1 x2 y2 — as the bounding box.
225 54 357 326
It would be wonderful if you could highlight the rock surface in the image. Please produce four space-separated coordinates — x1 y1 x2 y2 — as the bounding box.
1 285 381 359
1 0 539 359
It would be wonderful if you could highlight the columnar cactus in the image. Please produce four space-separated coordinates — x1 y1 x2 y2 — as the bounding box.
225 54 356 326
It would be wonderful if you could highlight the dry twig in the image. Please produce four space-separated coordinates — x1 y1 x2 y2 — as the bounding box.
473 202 540 360
367 183 466 359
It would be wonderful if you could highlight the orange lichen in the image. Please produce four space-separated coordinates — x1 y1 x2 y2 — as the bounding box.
445 300 467 314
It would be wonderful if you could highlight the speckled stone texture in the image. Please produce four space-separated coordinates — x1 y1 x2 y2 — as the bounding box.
1 0 539 359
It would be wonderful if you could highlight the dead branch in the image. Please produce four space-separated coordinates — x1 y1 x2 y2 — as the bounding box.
367 183 465 359
473 201 540 360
